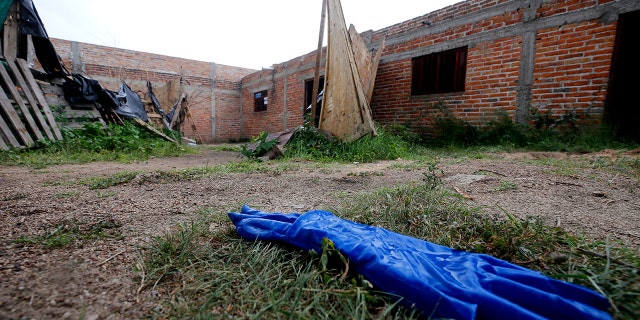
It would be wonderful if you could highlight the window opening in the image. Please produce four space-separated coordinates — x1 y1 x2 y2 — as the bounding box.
254 90 268 112
411 46 467 95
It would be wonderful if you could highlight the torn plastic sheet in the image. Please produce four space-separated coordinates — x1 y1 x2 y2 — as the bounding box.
63 75 148 122
63 74 102 104
108 82 148 121
228 205 612 320
17 0 65 75
147 81 169 127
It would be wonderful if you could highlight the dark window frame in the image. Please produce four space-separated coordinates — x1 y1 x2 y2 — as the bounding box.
254 90 268 112
411 46 468 95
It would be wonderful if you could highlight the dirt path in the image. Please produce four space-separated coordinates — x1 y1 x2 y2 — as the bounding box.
1 148 638 319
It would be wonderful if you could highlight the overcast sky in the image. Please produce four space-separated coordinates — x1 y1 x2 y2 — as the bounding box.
31 0 460 70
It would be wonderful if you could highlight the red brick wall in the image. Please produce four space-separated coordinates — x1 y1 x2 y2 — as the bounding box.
239 50 319 139
372 36 521 133
47 0 631 141
49 39 255 143
531 20 616 122
369 1 523 135
366 0 623 136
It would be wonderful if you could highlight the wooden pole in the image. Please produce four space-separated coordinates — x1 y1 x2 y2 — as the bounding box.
2 1 19 59
310 0 327 127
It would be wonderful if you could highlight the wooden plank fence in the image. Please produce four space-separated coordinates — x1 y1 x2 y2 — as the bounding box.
0 57 63 150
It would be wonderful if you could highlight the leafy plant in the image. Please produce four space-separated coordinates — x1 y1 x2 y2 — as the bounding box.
241 131 279 159
422 160 443 190
136 214 421 319
426 105 639 152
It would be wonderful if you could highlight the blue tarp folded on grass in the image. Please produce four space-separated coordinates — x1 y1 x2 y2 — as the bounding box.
228 205 611 319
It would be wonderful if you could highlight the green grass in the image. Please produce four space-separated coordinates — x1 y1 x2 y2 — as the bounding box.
283 125 415 163
52 191 80 199
136 214 420 319
0 121 194 168
72 160 325 190
493 179 517 191
79 171 141 189
137 170 639 319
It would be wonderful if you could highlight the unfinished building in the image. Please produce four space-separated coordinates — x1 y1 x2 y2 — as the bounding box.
35 0 640 143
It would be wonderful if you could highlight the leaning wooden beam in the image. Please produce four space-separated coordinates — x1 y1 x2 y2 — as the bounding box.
366 37 386 103
0 130 9 150
169 93 186 129
310 0 328 124
2 2 18 59
6 58 55 140
133 118 177 144
0 59 43 141
0 113 19 149
0 82 32 146
16 59 63 140
183 104 203 143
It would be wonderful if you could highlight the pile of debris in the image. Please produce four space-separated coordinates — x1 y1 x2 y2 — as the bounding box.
0 0 193 150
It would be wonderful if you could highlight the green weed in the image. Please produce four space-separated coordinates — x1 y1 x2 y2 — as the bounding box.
52 191 80 199
285 125 413 163
494 179 517 192
136 214 421 319
14 220 123 249
79 171 140 189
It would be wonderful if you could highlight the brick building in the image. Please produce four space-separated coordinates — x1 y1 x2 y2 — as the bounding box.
49 0 640 143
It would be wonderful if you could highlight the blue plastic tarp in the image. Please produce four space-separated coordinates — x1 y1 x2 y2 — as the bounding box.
228 205 612 320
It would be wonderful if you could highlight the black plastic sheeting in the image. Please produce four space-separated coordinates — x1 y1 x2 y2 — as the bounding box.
147 81 170 127
17 0 65 75
110 82 148 121
63 74 148 122
7 0 150 122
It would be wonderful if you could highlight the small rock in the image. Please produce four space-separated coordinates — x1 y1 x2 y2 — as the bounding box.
548 252 568 264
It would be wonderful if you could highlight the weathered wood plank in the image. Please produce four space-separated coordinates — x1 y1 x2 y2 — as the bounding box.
0 131 9 150
134 118 177 144
17 58 63 140
0 59 43 141
7 58 55 140
319 0 376 142
169 93 186 129
366 37 385 102
38 81 64 95
2 2 18 59
0 84 32 146
0 112 20 148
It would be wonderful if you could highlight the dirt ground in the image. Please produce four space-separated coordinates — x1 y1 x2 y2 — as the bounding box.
1 147 638 319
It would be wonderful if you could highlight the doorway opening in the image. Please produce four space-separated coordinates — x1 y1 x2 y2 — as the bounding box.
604 10 640 142
304 77 324 127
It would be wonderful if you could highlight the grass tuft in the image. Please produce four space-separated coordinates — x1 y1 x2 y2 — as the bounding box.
14 219 123 249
